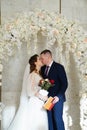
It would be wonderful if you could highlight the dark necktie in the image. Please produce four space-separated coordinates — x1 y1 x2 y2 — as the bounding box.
45 66 49 76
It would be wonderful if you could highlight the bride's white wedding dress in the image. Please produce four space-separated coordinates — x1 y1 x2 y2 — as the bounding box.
8 70 48 130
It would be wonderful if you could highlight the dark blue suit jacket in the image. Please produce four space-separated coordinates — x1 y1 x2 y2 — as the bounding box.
41 61 68 101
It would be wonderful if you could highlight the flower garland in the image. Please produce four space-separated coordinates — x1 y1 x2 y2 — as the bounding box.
0 9 87 94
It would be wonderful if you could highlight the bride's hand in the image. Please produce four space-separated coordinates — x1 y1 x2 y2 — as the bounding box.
42 96 48 102
35 92 39 97
39 94 48 102
35 92 48 102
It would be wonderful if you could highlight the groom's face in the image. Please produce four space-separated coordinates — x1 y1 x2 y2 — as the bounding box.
40 54 48 65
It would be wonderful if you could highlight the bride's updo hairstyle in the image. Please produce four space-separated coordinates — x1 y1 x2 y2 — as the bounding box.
29 54 39 73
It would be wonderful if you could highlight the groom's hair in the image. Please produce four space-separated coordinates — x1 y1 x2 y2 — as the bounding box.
40 49 52 56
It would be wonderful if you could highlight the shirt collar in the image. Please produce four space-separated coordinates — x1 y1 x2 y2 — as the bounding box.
48 60 53 67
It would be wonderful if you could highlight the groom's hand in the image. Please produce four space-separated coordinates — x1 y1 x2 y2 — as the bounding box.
52 96 59 104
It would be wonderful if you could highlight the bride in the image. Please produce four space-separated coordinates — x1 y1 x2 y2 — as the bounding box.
8 54 48 130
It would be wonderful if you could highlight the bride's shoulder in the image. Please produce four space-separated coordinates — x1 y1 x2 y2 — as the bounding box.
29 71 40 77
29 72 41 82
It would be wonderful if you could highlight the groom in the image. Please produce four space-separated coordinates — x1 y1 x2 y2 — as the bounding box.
40 49 68 130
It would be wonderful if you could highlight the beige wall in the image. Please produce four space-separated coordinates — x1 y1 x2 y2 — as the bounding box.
1 0 87 30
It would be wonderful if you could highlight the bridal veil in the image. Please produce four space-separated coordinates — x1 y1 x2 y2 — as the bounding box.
20 64 30 105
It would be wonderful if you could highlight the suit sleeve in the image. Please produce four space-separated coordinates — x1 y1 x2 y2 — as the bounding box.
57 65 68 99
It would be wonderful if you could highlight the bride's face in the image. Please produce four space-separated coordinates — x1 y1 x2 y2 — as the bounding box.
35 56 43 68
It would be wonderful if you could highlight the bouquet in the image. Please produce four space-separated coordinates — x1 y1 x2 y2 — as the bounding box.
38 79 54 96
39 79 55 91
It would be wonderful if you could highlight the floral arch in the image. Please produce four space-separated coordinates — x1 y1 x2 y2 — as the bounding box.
0 9 87 129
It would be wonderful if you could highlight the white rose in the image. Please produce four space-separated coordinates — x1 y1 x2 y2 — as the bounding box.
45 79 49 81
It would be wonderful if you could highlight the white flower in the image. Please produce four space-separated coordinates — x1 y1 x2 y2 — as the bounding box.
45 79 49 81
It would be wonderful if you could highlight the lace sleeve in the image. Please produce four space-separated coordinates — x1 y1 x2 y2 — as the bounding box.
26 73 40 97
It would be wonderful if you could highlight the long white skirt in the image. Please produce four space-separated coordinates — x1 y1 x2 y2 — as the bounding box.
8 96 48 130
